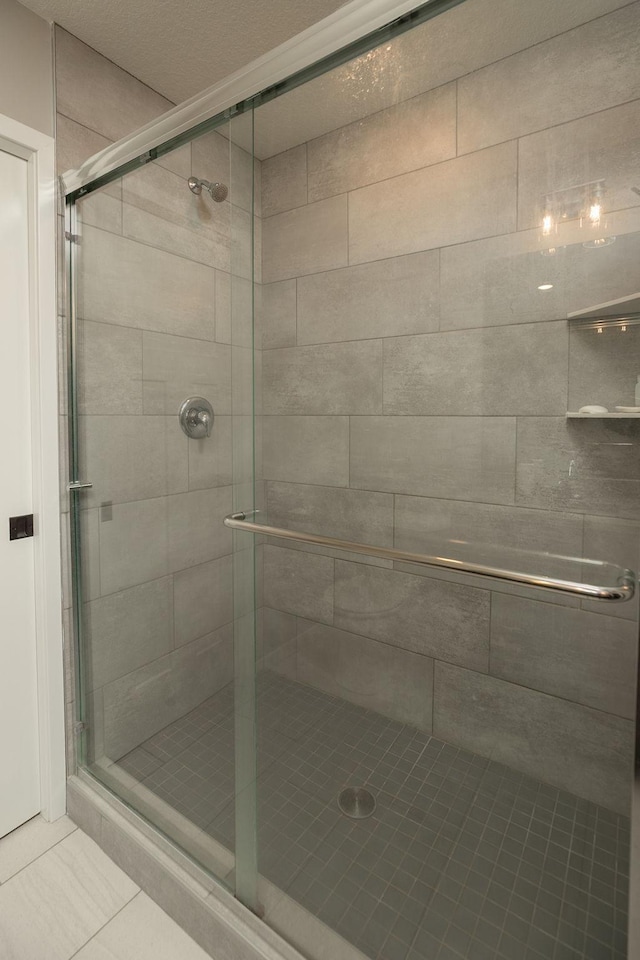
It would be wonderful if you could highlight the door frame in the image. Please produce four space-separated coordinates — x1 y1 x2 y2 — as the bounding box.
0 112 65 822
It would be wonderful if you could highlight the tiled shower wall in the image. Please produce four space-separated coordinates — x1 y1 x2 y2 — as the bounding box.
259 1 640 814
56 27 260 766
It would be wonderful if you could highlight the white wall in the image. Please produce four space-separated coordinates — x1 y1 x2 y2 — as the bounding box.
0 0 53 136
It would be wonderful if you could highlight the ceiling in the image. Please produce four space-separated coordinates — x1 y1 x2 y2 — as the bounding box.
19 0 347 105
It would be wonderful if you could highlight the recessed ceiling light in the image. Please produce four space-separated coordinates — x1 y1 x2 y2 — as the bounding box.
538 283 553 290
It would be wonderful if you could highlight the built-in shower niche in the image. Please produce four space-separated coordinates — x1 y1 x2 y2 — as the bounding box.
567 297 640 417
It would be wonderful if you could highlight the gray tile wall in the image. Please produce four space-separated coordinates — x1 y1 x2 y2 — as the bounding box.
259 3 640 813
56 27 261 765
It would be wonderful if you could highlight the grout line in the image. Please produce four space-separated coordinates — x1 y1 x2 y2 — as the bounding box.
0 822 79 886
67 890 143 960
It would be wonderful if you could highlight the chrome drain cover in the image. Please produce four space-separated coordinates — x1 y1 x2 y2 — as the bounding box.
338 787 376 819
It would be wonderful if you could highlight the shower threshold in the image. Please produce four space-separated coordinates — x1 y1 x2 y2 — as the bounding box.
118 671 628 960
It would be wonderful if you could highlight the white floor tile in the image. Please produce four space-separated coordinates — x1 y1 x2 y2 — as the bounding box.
0 815 76 883
0 829 138 960
74 891 212 959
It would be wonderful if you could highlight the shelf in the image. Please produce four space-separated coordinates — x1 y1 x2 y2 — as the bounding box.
567 412 640 418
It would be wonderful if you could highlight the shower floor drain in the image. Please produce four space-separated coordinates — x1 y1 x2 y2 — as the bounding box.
337 787 376 819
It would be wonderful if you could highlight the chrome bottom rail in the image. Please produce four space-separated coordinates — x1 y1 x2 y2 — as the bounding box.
224 512 636 603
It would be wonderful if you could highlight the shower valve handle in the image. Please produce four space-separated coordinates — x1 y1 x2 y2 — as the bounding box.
178 397 214 439
199 410 212 437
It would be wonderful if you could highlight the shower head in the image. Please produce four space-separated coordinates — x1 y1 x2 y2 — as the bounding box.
188 176 228 202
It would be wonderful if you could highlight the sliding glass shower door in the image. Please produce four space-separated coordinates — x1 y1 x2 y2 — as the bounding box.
68 108 259 899
66 1 640 959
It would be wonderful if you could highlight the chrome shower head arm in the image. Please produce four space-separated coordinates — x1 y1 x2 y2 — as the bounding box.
187 175 228 202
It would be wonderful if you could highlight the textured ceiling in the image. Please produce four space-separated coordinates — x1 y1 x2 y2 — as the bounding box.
18 0 347 105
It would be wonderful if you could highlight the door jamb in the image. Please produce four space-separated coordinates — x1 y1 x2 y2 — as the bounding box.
0 112 65 822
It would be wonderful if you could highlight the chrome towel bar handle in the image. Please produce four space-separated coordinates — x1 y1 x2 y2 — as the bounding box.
223 512 635 603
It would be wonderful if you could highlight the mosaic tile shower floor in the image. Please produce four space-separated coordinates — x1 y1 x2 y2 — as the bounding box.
119 672 629 960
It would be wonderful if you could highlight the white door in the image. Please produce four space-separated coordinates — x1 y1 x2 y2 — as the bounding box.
0 148 40 837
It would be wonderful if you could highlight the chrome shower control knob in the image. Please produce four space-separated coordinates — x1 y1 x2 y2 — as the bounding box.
179 397 214 439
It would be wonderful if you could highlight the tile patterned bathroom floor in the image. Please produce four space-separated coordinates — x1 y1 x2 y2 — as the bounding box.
119 672 630 960
0 815 212 959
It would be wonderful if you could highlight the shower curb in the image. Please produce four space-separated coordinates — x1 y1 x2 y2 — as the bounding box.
66 775 307 960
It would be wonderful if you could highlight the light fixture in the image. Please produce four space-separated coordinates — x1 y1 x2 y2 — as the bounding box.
538 283 553 291
540 179 606 237
589 202 601 226
589 182 604 227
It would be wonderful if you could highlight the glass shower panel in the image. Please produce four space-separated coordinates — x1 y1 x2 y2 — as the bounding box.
69 112 258 897
249 2 640 959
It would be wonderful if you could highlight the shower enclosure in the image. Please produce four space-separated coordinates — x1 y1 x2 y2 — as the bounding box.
63 0 640 958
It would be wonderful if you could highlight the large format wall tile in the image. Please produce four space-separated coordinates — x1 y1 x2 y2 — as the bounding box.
262 195 348 282
103 625 233 757
100 498 170 596
191 130 230 196
187 415 232 490
263 416 349 486
395 495 584 557
433 662 634 813
55 27 172 143
86 577 174 689
350 416 516 503
490 594 637 718
174 556 233 647
267 481 394 545
440 225 640 331
166 487 232 573
262 144 307 218
214 270 232 344
122 162 231 273
230 205 254 281
258 607 298 679
81 228 215 340
517 98 640 232
582 515 640 621
296 251 439 345
334 561 490 671
82 416 187 507
263 341 383 415
383 322 567 415
229 141 256 215
261 280 297 349
56 114 114 188
79 508 101 602
142 331 231 415
263 545 334 622
457 4 640 154
307 83 456 201
516 418 640 518
78 321 142 415
78 190 122 234
297 621 433 731
348 142 517 263
250 0 626 160
440 230 564 331
122 204 221 269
